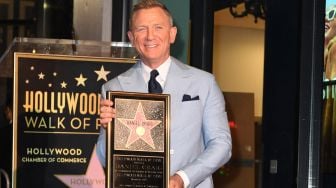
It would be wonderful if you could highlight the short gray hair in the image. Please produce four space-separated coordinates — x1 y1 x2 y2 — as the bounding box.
129 0 174 29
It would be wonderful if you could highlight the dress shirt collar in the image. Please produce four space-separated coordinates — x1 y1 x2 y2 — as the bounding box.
141 57 171 88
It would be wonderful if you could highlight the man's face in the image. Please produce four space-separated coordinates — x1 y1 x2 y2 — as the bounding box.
128 7 177 68
325 6 336 33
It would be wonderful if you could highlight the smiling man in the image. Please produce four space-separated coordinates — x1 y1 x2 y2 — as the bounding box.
127 2 177 69
96 0 232 187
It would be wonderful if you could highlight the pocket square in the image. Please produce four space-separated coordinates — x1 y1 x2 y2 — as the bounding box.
182 94 200 102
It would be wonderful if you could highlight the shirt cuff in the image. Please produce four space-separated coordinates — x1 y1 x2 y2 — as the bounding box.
175 170 190 188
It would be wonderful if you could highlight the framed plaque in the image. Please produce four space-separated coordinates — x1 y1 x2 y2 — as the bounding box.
106 91 170 188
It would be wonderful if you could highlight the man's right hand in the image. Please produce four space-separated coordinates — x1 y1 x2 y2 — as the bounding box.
99 99 116 128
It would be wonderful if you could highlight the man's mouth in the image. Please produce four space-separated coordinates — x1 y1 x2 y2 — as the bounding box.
326 24 330 32
145 43 158 48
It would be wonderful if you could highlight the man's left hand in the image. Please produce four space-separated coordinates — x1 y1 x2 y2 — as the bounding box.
169 174 184 188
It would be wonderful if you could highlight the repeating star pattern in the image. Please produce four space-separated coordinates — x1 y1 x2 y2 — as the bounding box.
75 73 87 86
94 65 110 81
117 102 161 149
55 146 105 188
32 65 114 89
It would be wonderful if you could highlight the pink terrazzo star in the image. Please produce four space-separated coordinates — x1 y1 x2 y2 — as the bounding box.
117 102 161 149
55 145 105 188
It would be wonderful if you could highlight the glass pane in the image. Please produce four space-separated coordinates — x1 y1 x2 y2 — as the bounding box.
323 0 336 187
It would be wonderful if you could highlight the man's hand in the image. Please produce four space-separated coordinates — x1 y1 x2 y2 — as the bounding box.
99 99 115 128
169 174 184 188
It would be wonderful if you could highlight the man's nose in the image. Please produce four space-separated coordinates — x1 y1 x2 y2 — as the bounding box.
146 28 155 40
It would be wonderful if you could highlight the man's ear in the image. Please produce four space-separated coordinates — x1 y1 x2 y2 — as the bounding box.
127 31 134 45
169 26 177 44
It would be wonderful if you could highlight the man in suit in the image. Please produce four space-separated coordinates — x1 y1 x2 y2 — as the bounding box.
97 0 232 187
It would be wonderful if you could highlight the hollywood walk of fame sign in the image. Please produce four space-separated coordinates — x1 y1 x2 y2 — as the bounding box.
12 53 135 187
106 91 170 188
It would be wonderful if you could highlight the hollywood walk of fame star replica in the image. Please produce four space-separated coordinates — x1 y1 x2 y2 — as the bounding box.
106 91 170 188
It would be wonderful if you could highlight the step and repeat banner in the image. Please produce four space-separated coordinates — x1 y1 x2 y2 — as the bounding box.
13 53 135 187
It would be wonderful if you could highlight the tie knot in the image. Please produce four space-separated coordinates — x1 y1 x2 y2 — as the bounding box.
148 69 162 93
150 69 159 78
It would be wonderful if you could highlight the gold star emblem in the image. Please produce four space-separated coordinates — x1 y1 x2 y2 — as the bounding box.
94 65 110 81
38 72 45 79
60 81 67 88
75 73 87 86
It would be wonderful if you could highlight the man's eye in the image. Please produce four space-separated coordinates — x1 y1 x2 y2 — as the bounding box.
135 28 146 32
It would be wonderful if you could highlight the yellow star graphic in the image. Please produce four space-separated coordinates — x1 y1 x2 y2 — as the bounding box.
75 73 87 86
60 81 67 88
38 72 45 79
94 65 110 81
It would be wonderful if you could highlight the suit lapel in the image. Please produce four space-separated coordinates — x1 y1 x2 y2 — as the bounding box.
118 62 147 92
165 59 192 93
164 58 193 111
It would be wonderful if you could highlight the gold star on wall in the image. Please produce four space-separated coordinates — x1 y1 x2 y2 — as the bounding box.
60 81 67 88
94 65 110 81
38 72 45 79
75 73 87 86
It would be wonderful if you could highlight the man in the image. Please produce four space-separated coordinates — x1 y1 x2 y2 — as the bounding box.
97 0 232 187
